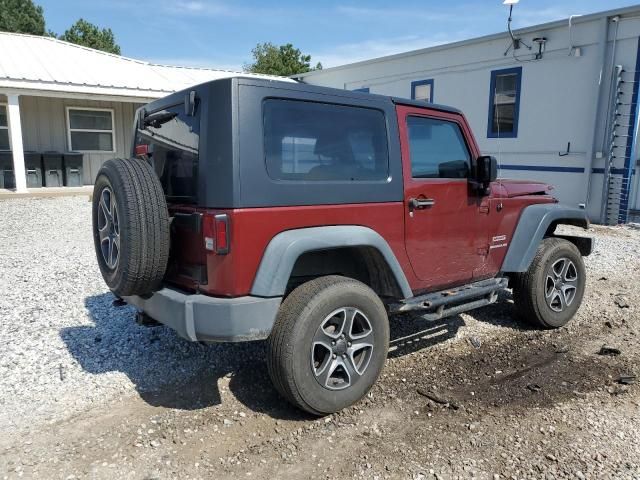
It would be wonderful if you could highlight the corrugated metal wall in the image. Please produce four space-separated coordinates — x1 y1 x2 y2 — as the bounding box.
18 96 143 184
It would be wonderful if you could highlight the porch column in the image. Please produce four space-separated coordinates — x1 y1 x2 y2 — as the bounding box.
7 93 26 192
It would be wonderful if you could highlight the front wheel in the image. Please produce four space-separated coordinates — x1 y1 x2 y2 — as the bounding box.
267 275 389 415
512 237 586 329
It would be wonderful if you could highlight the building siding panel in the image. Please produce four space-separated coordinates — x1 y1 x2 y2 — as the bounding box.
18 95 142 184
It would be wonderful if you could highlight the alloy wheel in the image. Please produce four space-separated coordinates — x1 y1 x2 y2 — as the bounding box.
544 257 578 312
97 187 120 270
311 307 375 391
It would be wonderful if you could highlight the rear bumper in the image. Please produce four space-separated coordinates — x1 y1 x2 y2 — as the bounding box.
123 288 282 343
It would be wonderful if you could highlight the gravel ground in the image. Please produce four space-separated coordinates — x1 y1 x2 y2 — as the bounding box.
0 196 258 433
1 196 639 479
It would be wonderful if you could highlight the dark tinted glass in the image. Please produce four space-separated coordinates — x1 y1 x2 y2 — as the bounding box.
70 131 113 151
263 99 389 181
0 105 7 128
407 116 470 179
492 72 518 134
69 109 112 130
136 104 200 203
492 104 515 133
0 129 8 150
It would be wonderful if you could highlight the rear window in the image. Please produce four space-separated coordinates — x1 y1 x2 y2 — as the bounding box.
263 99 389 181
136 103 200 203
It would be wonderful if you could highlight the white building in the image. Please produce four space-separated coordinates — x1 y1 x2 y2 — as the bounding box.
0 32 282 192
295 5 640 224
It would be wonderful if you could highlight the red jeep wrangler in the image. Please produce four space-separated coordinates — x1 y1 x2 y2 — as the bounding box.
92 77 593 414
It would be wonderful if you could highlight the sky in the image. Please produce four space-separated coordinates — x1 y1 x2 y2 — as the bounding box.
37 0 639 71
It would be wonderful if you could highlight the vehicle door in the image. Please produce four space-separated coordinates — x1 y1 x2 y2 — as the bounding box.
397 105 487 292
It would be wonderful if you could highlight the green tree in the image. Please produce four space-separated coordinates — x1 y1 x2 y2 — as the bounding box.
59 18 121 55
0 0 45 35
244 42 322 76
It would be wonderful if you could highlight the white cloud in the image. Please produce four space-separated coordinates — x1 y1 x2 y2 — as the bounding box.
511 7 574 28
313 34 465 68
335 5 455 22
161 0 232 16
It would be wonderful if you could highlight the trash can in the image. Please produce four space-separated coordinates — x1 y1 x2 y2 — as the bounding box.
24 151 43 188
42 151 63 187
63 152 84 187
0 151 15 189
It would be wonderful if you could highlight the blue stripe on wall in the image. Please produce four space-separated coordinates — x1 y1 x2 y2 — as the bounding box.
499 164 585 173
499 166 636 175
619 36 640 224
592 167 636 175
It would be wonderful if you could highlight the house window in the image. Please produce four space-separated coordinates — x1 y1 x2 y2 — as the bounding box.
0 105 9 151
411 79 434 103
66 108 115 151
488 67 522 138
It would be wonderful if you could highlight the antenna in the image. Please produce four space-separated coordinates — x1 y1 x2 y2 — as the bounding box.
503 0 532 56
494 83 503 177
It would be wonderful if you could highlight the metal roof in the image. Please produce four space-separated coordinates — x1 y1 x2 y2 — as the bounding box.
0 32 293 100
294 4 640 79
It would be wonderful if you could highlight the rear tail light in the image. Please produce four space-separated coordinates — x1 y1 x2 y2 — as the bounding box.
203 213 230 254
135 144 149 156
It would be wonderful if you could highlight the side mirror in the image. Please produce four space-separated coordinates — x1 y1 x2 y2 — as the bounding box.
472 155 497 192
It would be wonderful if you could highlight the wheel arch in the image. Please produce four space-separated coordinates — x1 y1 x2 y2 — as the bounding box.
501 204 593 273
250 226 413 300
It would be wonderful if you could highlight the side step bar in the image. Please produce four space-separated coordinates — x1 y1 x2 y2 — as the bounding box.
390 277 509 320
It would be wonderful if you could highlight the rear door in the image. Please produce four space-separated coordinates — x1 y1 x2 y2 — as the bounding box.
135 102 207 290
397 105 486 292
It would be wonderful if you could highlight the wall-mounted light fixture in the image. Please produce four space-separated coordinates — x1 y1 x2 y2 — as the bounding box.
533 37 547 59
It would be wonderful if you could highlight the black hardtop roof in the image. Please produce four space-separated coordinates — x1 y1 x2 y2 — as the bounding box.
239 76 462 114
146 76 461 115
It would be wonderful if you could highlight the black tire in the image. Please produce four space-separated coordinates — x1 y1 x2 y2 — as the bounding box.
512 237 586 329
267 275 389 415
92 158 170 297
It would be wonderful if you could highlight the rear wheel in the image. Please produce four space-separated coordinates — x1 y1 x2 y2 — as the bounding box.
512 237 586 329
267 275 389 415
92 158 170 297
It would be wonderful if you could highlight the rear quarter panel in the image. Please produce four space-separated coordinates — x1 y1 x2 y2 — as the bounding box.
199 202 414 297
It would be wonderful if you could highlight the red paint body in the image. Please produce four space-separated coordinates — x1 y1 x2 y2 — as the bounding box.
166 105 556 298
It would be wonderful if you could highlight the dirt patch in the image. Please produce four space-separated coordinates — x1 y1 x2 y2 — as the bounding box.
2 225 640 479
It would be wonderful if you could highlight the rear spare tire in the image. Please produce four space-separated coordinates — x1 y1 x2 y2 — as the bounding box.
92 157 170 297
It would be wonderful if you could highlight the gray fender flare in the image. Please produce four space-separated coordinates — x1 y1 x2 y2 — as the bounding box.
250 225 413 299
501 203 591 273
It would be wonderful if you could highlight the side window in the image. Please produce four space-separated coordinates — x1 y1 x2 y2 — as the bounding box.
407 116 470 179
136 103 200 202
488 67 522 138
263 99 389 181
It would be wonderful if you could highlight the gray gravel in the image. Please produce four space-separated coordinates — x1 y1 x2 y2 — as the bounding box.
1 196 639 480
0 196 257 435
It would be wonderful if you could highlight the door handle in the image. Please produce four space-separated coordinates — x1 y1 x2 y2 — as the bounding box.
409 197 436 210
